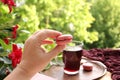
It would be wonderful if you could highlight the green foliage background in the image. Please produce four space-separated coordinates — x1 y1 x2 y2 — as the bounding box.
1 0 120 49
87 0 120 48
14 0 98 45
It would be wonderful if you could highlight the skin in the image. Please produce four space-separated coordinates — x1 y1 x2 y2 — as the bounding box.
4 29 72 80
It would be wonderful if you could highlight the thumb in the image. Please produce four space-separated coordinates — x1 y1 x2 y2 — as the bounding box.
47 45 65 59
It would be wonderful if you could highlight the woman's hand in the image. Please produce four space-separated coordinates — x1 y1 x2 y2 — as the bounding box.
19 29 72 74
4 29 72 80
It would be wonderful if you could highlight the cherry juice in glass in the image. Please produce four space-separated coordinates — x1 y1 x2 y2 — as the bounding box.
63 45 83 75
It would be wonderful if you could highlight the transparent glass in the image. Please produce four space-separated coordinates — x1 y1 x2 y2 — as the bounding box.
62 41 83 75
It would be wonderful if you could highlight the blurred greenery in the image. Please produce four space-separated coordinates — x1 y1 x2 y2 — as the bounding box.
0 0 120 49
87 0 120 48
13 0 98 45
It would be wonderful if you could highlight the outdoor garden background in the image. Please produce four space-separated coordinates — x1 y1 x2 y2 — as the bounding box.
0 0 120 79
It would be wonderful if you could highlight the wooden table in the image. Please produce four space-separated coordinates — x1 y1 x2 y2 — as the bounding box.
42 65 112 80
100 72 111 80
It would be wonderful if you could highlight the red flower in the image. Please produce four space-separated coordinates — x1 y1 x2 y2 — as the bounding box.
8 44 22 68
1 0 16 13
3 38 9 44
12 25 18 39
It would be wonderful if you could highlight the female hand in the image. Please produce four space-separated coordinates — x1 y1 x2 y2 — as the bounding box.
4 29 72 80
20 29 72 74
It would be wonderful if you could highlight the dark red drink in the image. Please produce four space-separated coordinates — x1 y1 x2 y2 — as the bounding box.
63 46 83 75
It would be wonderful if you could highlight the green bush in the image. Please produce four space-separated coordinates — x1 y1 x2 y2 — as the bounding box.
14 0 98 47
87 0 120 48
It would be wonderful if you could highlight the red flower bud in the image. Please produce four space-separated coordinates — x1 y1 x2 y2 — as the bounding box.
12 25 19 39
3 38 9 44
1 0 16 13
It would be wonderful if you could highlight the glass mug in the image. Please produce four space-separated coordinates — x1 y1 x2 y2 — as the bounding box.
62 41 83 75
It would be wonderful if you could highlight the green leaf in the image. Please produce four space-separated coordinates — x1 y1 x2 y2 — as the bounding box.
0 66 7 79
0 52 9 57
20 30 30 34
0 39 7 50
0 57 11 64
0 39 12 51
0 61 4 68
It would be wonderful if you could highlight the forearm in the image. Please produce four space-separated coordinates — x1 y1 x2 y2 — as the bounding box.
4 66 34 80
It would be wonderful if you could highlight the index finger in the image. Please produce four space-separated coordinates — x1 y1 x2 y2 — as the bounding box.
35 29 62 42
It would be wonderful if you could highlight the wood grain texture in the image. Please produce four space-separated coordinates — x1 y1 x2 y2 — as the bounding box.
42 65 111 80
